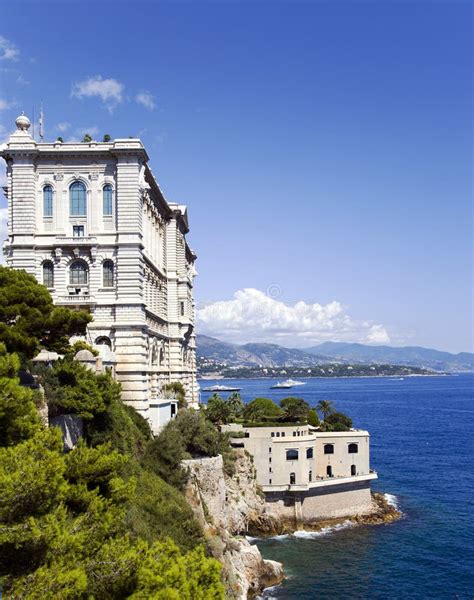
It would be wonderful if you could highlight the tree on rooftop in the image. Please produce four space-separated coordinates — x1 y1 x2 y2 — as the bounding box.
243 397 282 423
316 399 334 421
103 133 111 142
0 266 91 361
82 133 92 142
280 397 310 422
323 411 353 432
307 409 320 427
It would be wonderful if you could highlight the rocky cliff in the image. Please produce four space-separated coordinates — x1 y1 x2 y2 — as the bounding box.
183 451 283 599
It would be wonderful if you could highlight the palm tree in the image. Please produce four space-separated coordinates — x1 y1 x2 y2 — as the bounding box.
227 392 244 419
316 399 334 421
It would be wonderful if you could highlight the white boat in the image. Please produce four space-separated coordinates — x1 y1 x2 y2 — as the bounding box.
271 378 306 389
285 379 306 386
202 384 242 392
270 381 295 389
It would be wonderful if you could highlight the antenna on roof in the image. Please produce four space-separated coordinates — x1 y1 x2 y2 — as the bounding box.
39 102 44 141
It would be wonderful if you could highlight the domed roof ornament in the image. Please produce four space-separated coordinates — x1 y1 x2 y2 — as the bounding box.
15 112 31 131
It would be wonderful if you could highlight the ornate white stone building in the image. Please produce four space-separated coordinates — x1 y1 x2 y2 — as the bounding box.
1 114 199 432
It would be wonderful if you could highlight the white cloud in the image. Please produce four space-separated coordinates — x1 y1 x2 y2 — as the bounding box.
16 74 29 85
197 288 391 347
71 76 124 112
0 36 19 61
56 122 71 132
135 91 156 111
0 98 14 111
366 324 390 344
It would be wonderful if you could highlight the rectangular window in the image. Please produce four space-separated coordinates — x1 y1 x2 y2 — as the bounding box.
269 467 272 473
281 432 285 437
286 449 299 461
73 225 85 237
269 457 272 463
180 301 185 316
103 185 113 216
269 447 272 453
271 432 275 438
269 479 272 485
43 186 53 217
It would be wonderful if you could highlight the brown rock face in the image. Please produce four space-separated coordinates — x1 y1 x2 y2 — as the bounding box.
182 451 284 599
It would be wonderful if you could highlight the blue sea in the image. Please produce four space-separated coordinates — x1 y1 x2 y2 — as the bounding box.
200 374 474 599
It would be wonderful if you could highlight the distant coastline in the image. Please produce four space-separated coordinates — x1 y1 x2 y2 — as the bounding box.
199 372 449 381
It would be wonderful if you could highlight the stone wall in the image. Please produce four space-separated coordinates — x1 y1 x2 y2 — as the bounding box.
265 480 375 522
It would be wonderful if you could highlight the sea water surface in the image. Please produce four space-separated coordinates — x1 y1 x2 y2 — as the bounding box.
200 374 474 599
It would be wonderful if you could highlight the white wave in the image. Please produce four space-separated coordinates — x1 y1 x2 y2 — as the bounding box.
384 493 399 509
293 520 354 538
246 533 289 542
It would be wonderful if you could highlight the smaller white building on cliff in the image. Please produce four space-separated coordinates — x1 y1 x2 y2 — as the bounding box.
222 423 377 521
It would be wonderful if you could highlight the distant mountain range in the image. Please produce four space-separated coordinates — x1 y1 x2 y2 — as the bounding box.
196 335 474 372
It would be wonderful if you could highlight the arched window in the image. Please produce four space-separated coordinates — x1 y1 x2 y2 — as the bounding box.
289 472 296 485
324 444 334 455
103 184 113 216
286 449 299 461
348 443 358 454
70 181 87 216
70 260 88 285
351 464 357 476
103 260 114 287
306 447 314 459
43 185 53 217
95 336 112 348
42 261 54 288
309 470 312 482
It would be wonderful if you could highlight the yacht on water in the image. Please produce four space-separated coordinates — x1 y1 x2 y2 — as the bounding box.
270 378 306 389
202 384 242 392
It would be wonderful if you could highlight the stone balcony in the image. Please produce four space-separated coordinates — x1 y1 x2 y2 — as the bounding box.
55 236 98 245
261 471 378 493
55 294 96 305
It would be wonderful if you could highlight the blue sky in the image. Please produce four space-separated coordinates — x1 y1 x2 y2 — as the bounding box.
0 1 472 353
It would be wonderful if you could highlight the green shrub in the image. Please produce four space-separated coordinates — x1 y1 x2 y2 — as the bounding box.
124 462 204 553
323 411 352 431
164 381 187 408
243 397 283 422
0 344 42 447
142 423 187 488
38 358 106 420
280 397 310 422
85 377 152 460
308 408 320 427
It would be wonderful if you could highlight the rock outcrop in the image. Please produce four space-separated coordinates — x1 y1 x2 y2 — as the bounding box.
183 451 283 599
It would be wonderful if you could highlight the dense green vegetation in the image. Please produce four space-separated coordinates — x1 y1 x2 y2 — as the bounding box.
144 408 237 484
0 266 90 361
205 391 352 432
0 268 225 599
